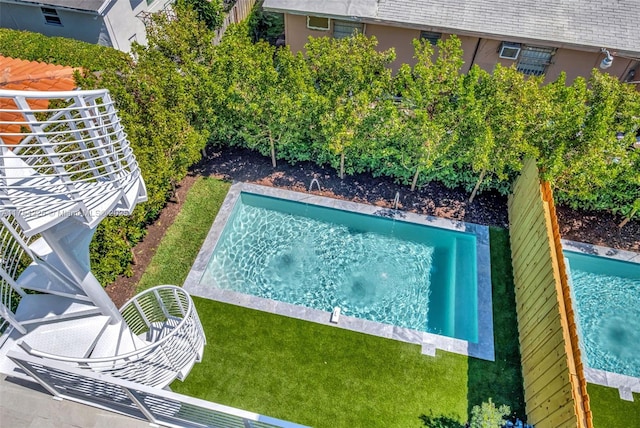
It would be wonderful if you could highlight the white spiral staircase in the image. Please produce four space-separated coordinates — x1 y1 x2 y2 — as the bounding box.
0 88 206 389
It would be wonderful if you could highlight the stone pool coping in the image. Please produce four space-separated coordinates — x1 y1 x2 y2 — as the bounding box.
184 182 495 361
562 239 640 401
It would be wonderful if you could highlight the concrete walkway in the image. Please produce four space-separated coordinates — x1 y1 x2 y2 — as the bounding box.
0 376 151 428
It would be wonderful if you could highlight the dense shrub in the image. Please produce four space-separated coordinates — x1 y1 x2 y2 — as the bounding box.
176 0 224 30
0 29 130 71
210 25 640 219
247 0 284 44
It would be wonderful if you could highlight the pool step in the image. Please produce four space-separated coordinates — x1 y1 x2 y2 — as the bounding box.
426 237 478 343
427 243 456 337
453 237 478 343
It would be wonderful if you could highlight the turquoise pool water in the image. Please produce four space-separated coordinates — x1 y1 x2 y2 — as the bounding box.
565 251 640 378
199 192 479 342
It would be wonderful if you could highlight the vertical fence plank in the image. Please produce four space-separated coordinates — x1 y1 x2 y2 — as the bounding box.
508 158 592 428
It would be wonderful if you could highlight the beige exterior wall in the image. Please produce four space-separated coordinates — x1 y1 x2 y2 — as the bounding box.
457 35 479 73
282 13 637 84
364 24 419 69
285 13 331 53
547 49 635 84
468 39 517 72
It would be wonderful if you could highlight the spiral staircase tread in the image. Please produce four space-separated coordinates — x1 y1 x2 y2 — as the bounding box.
19 315 111 358
14 294 100 323
16 264 85 297
90 320 150 359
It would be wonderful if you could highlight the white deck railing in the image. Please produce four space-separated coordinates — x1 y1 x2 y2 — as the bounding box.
9 350 309 428
0 89 146 233
19 286 206 388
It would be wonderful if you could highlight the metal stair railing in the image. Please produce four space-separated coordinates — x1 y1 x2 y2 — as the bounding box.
1 88 205 393
0 215 87 295
8 349 310 428
0 213 92 336
18 286 206 388
0 214 40 335
0 88 145 233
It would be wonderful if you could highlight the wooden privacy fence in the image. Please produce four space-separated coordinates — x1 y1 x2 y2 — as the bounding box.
214 0 257 44
507 158 592 428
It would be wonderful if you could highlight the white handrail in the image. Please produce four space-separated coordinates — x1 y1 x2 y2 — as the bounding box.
17 285 205 387
0 88 108 98
8 350 310 428
1 88 145 228
21 285 203 364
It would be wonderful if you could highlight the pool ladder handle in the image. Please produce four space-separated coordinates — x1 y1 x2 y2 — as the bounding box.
308 178 321 192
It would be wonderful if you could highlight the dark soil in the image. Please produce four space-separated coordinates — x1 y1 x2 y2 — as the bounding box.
106 146 639 304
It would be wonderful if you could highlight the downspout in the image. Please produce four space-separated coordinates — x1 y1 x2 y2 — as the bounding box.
469 37 482 70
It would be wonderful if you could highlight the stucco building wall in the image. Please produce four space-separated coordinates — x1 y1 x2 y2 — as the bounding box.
281 13 638 84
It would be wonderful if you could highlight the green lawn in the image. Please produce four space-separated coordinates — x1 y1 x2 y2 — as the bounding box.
141 176 525 426
137 175 640 427
588 384 640 428
136 177 231 292
179 299 470 427
168 227 525 428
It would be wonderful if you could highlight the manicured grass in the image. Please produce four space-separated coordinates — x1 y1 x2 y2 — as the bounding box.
467 228 525 418
154 184 524 427
176 298 470 427
136 177 231 292
143 178 638 427
588 384 640 428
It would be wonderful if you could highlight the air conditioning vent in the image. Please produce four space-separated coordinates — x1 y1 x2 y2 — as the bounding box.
499 42 521 60
307 16 330 31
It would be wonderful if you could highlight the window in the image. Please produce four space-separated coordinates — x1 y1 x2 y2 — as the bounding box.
499 42 521 60
307 16 330 31
333 20 363 39
517 46 555 76
41 7 62 26
420 31 442 46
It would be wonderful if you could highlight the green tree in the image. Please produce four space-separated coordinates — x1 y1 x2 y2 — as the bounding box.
533 73 589 182
469 399 511 428
456 65 537 202
207 24 314 166
304 34 395 179
394 36 463 191
176 0 224 30
550 72 640 216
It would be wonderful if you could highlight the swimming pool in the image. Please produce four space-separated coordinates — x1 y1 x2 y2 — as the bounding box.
185 183 494 360
563 240 640 394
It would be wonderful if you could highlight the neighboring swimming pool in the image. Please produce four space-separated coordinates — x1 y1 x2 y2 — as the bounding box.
184 183 494 360
563 240 640 395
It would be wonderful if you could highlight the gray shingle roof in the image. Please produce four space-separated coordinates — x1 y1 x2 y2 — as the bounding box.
263 0 640 55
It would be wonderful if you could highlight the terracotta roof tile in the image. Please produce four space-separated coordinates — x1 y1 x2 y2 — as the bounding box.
0 56 79 145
